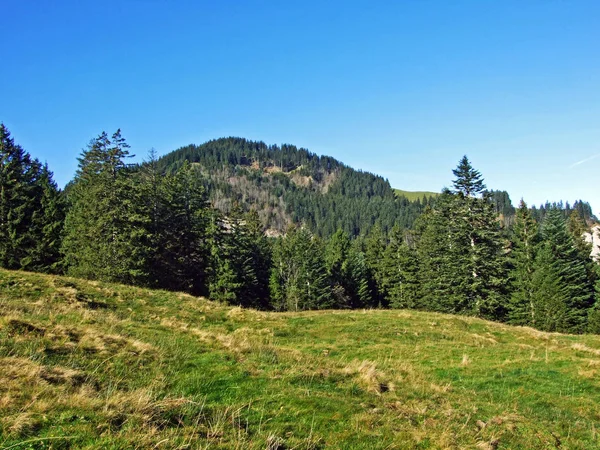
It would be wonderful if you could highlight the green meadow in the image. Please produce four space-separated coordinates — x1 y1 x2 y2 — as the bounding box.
393 189 440 202
1 268 599 449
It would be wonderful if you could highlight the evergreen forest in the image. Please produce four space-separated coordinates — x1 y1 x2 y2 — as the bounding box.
2 124 599 334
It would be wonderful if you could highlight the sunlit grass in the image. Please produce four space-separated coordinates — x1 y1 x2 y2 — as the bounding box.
1 269 599 448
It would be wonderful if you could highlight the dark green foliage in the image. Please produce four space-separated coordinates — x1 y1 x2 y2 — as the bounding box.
157 137 433 238
0 124 64 272
485 189 516 226
62 130 150 285
3 124 600 336
325 230 375 308
452 155 485 198
533 209 594 332
147 161 211 295
208 209 272 308
416 195 469 313
269 226 331 311
21 164 66 273
416 157 507 320
530 200 596 224
589 277 600 334
508 200 541 326
381 227 421 309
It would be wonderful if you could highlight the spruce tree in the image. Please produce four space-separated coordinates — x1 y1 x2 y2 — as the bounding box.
152 161 210 294
0 124 34 269
382 226 421 309
508 200 540 326
416 157 507 319
23 164 65 273
535 208 594 332
62 130 149 284
0 124 64 272
416 195 468 313
269 226 330 311
208 208 271 308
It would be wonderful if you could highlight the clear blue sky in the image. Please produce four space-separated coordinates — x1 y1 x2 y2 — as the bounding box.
2 1 598 214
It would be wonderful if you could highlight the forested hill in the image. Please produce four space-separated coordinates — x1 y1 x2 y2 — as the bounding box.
157 137 435 237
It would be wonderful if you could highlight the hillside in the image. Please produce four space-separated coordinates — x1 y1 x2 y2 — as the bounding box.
393 189 440 202
2 269 600 449
157 138 436 237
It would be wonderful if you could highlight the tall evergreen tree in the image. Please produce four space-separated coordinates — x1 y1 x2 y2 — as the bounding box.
208 208 272 307
151 161 210 294
0 124 64 272
22 164 65 273
0 124 35 269
416 157 507 319
508 200 540 326
269 226 330 311
534 208 594 332
62 130 149 284
381 226 421 309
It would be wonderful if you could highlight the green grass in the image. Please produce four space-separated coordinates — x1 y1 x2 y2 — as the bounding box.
393 189 440 202
1 269 600 449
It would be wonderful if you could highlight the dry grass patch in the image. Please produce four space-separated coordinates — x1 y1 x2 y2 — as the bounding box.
343 360 395 394
571 343 600 356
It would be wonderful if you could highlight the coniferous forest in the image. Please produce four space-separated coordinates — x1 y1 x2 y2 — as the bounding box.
2 123 599 334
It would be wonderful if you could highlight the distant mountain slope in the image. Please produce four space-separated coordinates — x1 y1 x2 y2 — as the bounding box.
2 268 600 448
158 137 436 237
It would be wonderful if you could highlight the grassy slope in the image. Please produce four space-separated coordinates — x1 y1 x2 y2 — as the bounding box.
393 189 440 201
1 270 600 449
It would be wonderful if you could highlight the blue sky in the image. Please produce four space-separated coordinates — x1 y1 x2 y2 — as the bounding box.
2 1 598 214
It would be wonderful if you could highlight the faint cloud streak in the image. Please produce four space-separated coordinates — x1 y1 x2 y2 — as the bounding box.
569 153 600 169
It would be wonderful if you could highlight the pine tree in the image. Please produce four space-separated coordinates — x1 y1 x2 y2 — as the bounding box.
363 224 387 306
269 226 330 311
62 130 149 284
567 209 596 286
325 230 352 307
416 157 507 319
0 124 64 272
529 244 570 332
535 208 594 332
208 208 272 307
152 161 210 294
381 226 421 309
452 155 486 198
346 241 375 308
508 200 540 326
0 124 34 269
22 164 65 273
416 195 467 313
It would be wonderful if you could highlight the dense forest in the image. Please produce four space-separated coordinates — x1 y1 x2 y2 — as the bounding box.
1 124 599 334
158 137 436 237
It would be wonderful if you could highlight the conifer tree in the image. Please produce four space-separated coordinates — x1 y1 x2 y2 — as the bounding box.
23 164 65 273
382 226 421 309
0 124 35 269
152 161 210 294
62 130 149 284
346 241 375 308
416 157 507 319
363 224 387 306
567 210 596 286
416 196 467 313
508 200 540 326
534 208 594 332
269 226 330 311
325 229 352 307
208 208 271 307
0 124 64 272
